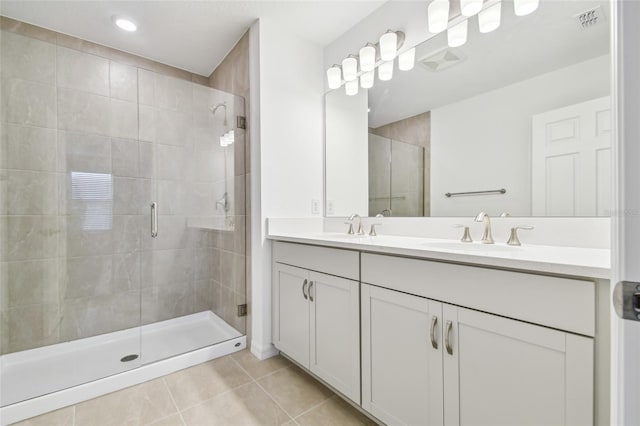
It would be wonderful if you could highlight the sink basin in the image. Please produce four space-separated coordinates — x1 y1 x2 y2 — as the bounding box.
421 241 518 253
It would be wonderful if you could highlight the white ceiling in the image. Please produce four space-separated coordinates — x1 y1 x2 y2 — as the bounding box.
0 0 385 76
368 0 610 128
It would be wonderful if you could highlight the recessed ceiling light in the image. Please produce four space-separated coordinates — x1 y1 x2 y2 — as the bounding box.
113 16 137 32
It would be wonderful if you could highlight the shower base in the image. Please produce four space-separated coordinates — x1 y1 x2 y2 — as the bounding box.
0 311 245 425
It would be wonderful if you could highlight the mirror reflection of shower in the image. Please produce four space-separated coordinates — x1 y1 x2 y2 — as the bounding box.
210 102 233 215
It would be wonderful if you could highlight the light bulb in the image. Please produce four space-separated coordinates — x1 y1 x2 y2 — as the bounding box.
479 2 501 33
326 65 341 89
448 19 468 47
378 60 394 81
379 30 397 61
342 55 358 81
428 0 450 34
345 79 359 96
113 17 137 32
514 0 539 16
460 0 483 16
360 71 374 89
398 48 415 71
359 44 376 72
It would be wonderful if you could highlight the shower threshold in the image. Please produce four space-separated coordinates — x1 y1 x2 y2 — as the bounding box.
0 311 245 425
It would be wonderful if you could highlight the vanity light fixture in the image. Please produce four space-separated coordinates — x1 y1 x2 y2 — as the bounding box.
326 64 342 89
342 55 358 81
113 16 137 32
345 79 359 96
328 29 404 91
478 1 502 33
514 0 539 16
379 30 398 61
460 0 483 16
398 47 416 71
448 19 468 47
360 70 375 89
359 43 376 72
428 0 450 34
378 60 394 81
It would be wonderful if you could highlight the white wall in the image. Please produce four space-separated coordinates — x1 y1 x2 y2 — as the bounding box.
250 18 325 358
325 88 369 216
431 55 611 216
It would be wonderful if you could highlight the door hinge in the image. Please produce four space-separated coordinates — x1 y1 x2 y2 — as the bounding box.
237 304 248 317
236 116 246 129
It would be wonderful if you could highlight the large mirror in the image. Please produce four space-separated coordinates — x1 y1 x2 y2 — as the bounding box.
325 0 611 217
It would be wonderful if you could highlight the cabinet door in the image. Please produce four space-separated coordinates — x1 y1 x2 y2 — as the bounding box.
272 263 310 368
309 271 360 403
444 306 594 426
362 284 444 426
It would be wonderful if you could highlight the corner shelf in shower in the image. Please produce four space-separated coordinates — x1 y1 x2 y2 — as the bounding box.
187 216 236 231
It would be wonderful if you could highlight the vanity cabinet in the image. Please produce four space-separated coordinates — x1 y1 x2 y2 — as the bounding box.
272 242 360 403
361 284 444 425
362 283 594 426
271 241 600 426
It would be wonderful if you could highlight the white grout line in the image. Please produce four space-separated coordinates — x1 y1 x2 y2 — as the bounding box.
161 377 187 426
251 363 293 381
71 405 76 426
230 357 297 423
290 395 335 422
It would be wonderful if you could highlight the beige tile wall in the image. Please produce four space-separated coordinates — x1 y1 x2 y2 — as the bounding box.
0 17 247 354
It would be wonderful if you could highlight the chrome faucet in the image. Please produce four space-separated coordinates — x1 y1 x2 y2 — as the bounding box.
474 212 494 244
348 213 365 235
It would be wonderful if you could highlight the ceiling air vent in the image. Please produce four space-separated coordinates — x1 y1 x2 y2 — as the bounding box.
418 48 466 72
575 6 605 30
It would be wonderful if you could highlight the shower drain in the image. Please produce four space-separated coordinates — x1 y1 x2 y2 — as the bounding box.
120 354 139 362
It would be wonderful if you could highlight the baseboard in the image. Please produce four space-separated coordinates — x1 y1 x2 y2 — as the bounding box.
250 340 278 360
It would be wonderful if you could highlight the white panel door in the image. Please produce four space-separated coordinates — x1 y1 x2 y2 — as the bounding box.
532 96 611 216
446 307 593 426
361 284 444 426
272 263 310 369
309 271 360 403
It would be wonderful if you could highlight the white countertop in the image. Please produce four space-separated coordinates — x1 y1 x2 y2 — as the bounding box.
266 231 611 279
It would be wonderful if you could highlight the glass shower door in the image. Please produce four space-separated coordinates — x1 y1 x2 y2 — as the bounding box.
138 70 246 365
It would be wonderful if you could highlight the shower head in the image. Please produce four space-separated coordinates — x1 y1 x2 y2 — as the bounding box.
209 102 228 126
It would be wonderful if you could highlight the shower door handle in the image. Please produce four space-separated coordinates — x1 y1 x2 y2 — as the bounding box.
151 202 158 238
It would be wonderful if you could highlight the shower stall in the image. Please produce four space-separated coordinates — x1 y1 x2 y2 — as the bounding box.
0 24 247 422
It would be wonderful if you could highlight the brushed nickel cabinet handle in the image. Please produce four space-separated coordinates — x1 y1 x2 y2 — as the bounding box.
430 316 438 349
309 281 314 302
302 279 308 300
445 320 453 355
150 202 158 238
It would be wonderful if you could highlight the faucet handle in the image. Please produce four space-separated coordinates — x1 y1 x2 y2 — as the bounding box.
453 224 473 243
343 222 355 235
507 226 534 246
370 215 384 236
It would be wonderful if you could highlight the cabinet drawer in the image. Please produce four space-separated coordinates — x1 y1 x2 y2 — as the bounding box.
361 253 595 336
273 241 359 280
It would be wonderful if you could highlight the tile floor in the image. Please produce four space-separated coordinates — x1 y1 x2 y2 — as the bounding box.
14 350 377 426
